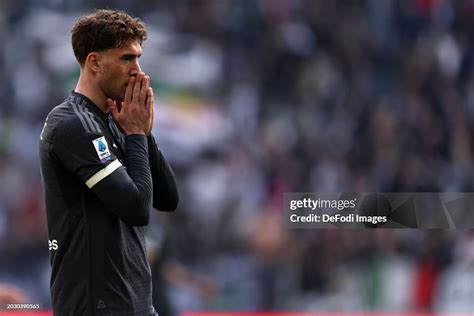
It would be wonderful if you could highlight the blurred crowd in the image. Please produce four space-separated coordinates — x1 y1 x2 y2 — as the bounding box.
1 0 474 314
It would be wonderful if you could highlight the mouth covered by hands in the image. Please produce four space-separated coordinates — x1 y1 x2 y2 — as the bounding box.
107 72 154 136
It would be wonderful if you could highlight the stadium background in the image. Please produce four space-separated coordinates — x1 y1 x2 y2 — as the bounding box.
0 0 474 314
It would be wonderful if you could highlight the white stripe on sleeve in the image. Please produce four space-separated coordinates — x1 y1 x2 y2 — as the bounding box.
85 159 122 188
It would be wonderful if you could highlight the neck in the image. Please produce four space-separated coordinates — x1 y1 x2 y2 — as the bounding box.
75 72 108 114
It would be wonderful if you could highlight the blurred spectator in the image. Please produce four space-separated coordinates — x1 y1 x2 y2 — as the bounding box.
0 284 26 304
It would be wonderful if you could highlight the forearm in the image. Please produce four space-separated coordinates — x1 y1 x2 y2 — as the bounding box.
92 135 153 226
148 135 179 211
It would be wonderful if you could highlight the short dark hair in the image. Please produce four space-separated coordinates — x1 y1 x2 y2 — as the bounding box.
71 9 147 65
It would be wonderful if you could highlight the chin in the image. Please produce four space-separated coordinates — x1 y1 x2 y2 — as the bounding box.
111 92 125 102
118 89 127 101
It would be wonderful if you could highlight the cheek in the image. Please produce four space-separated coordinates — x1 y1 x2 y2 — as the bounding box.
100 63 128 90
101 62 121 77
110 67 128 83
102 70 121 87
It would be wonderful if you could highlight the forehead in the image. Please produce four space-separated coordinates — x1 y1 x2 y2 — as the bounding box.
108 40 142 56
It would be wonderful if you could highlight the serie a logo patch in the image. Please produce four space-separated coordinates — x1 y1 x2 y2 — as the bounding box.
92 136 111 162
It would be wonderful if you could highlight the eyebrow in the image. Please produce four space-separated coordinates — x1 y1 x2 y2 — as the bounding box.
121 53 142 59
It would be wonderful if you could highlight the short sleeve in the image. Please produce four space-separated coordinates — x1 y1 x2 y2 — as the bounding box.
52 117 121 188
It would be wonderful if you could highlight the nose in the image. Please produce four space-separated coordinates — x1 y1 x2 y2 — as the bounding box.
129 60 142 76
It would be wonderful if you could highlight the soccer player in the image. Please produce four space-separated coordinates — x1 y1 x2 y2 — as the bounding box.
39 10 179 315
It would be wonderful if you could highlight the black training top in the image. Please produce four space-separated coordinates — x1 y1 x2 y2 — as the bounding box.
39 91 179 316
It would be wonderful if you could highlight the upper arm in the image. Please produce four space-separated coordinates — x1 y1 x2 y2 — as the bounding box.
52 119 152 226
53 118 120 188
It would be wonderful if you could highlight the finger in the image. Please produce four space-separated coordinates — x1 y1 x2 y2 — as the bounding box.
146 87 153 112
151 101 154 121
148 107 154 135
140 75 149 105
124 76 135 104
132 72 144 103
150 97 154 132
147 88 154 135
107 98 119 120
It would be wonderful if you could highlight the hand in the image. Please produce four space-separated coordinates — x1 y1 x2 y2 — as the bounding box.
146 86 154 136
107 72 153 136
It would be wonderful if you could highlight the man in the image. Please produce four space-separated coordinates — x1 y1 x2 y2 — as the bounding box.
39 10 179 315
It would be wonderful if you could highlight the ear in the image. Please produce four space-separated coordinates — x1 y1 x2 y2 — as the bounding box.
85 52 102 73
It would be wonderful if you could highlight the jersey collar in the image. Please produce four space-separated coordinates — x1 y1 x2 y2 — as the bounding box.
70 91 109 121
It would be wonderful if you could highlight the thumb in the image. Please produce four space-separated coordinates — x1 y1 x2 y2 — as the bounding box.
107 98 119 119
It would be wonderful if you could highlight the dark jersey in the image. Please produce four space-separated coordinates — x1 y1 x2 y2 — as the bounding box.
39 91 178 316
